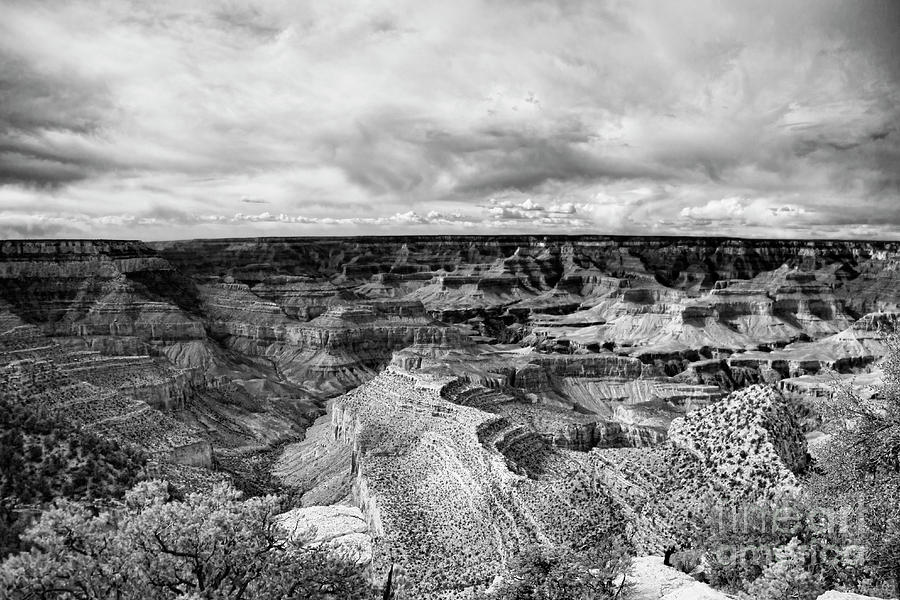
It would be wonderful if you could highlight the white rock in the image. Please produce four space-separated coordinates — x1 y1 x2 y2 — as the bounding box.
817 592 892 600
278 505 372 565
628 556 730 600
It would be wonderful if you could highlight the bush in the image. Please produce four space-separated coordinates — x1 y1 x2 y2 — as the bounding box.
685 492 875 599
0 481 372 600
742 538 823 600
489 536 631 600
812 338 900 597
0 396 146 557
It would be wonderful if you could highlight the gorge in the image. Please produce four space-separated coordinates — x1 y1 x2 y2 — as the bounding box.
2 235 898 598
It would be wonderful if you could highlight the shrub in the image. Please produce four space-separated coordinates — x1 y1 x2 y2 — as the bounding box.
0 481 372 599
741 538 823 600
489 536 631 600
812 338 900 597
0 396 146 557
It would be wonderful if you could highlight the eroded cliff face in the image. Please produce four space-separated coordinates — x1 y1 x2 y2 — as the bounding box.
327 367 626 596
0 241 204 349
0 242 316 479
0 311 213 467
324 365 810 593
5 236 895 436
141 237 900 377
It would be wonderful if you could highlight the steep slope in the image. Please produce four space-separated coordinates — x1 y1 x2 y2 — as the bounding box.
329 367 623 597
593 385 808 553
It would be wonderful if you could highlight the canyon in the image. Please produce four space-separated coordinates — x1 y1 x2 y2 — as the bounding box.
2 236 898 597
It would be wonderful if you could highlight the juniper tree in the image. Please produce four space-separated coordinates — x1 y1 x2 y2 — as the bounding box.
0 481 372 600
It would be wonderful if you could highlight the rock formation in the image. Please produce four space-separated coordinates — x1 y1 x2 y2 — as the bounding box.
3 235 899 595
593 385 808 553
278 504 373 566
327 366 627 596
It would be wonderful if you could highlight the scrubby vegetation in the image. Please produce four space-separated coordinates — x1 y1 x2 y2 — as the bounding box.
682 492 878 599
0 481 372 600
674 340 900 599
808 340 900 598
488 538 631 600
0 397 147 557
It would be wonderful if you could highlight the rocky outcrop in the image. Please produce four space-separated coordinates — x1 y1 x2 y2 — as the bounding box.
195 283 455 386
551 421 666 450
593 385 809 553
627 556 729 600
269 304 455 386
250 276 357 320
668 385 809 481
328 367 625 596
278 505 373 566
274 402 353 506
525 353 656 379
853 311 900 332
815 592 890 600
0 241 203 348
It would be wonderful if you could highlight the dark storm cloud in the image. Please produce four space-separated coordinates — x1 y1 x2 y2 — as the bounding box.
0 52 112 186
323 114 667 198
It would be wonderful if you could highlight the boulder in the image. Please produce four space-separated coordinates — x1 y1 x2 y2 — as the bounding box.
278 505 372 566
627 556 729 600
816 593 892 600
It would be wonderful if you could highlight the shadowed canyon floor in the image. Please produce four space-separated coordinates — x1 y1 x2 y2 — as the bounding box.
2 236 899 597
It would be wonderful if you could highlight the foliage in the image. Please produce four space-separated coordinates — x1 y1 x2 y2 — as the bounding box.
675 338 900 598
691 494 802 592
0 480 372 599
0 396 146 557
811 337 900 597
741 537 825 600
685 490 878 599
489 535 631 600
668 548 702 576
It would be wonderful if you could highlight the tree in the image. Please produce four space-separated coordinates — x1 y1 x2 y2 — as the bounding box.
0 481 372 599
489 537 631 600
684 489 873 598
0 396 146 557
742 538 822 600
813 337 900 597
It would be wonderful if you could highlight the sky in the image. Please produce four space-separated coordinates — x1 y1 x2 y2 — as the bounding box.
1 0 899 240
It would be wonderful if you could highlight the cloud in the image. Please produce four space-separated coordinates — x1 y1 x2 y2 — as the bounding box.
0 0 898 239
679 196 811 227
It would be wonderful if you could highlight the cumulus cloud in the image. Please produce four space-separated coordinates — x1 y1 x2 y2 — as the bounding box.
0 0 898 239
679 197 812 229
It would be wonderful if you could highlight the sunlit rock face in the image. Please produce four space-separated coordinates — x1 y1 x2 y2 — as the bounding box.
278 505 373 566
816 592 889 600
328 366 626 596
